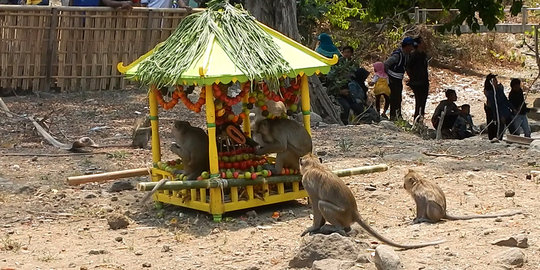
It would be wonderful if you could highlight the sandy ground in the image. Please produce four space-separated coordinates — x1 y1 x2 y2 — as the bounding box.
1 61 540 270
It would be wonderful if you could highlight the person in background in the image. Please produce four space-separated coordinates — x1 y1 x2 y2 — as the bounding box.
384 37 415 120
315 33 342 59
432 89 460 138
102 0 134 9
370 62 391 119
348 67 369 105
141 0 191 9
335 84 363 125
452 104 476 139
484 74 513 141
341 46 354 61
508 78 531 138
407 36 430 122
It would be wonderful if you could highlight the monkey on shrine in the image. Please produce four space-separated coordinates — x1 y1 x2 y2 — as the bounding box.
403 169 522 223
170 120 210 180
253 118 312 174
300 153 445 249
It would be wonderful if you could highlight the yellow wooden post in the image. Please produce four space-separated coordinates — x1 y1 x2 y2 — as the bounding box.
300 74 311 136
148 85 161 163
242 82 251 137
205 83 223 217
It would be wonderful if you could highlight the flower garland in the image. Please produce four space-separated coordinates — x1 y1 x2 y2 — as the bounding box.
154 85 206 112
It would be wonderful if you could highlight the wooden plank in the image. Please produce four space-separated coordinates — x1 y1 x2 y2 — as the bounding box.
80 11 89 91
46 8 58 92
100 11 111 90
504 134 535 145
10 11 20 89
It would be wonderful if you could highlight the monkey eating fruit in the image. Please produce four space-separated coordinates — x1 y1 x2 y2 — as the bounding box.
253 118 312 175
170 120 209 180
299 153 445 249
403 169 522 223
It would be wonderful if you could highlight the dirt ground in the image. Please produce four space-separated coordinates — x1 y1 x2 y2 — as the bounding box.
1 62 540 270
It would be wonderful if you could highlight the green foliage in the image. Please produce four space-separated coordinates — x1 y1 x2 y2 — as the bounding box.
298 0 366 30
325 59 359 95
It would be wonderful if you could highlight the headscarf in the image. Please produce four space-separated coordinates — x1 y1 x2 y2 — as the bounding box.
315 33 341 58
373 62 388 79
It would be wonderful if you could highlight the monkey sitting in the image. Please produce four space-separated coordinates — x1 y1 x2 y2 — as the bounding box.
170 120 210 180
403 169 522 223
300 153 445 249
253 118 312 175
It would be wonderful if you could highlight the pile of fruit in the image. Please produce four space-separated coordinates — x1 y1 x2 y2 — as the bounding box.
218 147 266 170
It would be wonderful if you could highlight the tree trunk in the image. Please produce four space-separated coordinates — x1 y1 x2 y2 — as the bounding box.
245 0 341 124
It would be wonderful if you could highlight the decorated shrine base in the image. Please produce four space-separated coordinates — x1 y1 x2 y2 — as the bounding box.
148 166 307 221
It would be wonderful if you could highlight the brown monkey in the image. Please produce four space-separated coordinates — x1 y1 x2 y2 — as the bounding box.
253 118 312 174
403 169 522 223
170 120 210 180
130 116 151 148
300 154 445 249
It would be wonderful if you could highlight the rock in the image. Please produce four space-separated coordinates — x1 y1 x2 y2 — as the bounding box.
504 190 515 197
316 151 327 156
31 156 38 162
246 210 257 218
88 249 107 255
106 213 129 230
80 267 88 270
114 236 123 242
530 140 540 152
108 181 134 192
111 196 118 202
374 245 402 270
101 206 114 213
135 251 143 256
311 258 355 270
142 262 151 268
84 193 97 199
244 266 260 270
16 185 36 194
493 248 526 267
68 262 76 268
356 254 371 263
365 185 377 191
289 233 359 268
492 235 528 248
11 164 20 171
379 120 400 131
495 217 503 222
162 245 171 252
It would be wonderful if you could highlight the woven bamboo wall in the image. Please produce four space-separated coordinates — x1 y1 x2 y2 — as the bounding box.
0 6 191 92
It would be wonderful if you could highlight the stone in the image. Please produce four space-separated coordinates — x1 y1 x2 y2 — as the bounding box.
246 210 257 218
289 233 359 268
356 253 371 263
492 235 528 248
162 245 171 252
107 213 129 230
504 190 515 197
135 251 143 256
84 193 97 199
244 266 260 270
365 185 377 191
493 248 526 267
311 258 355 270
374 245 402 270
111 196 118 202
88 249 107 255
142 262 151 268
108 181 134 192
379 120 400 132
68 262 76 268
530 140 540 152
16 185 36 194
114 236 123 242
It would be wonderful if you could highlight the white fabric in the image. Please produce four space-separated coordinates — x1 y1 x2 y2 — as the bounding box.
147 0 171 8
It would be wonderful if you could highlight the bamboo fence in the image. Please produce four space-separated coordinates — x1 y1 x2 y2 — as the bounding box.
0 6 194 92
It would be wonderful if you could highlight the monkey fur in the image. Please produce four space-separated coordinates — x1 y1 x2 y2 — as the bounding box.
253 118 312 175
300 154 445 249
403 169 522 223
170 120 210 180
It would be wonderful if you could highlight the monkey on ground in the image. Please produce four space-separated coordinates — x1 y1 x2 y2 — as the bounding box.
253 118 312 175
170 120 210 180
130 116 151 148
299 153 445 249
403 169 522 223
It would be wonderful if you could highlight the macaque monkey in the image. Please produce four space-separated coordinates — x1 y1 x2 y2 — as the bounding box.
300 154 445 249
403 169 522 223
253 118 312 174
170 120 210 180
130 116 151 148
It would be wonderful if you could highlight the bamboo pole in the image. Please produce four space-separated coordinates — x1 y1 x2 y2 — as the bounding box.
149 86 161 163
68 168 150 185
137 164 388 191
205 83 223 215
300 74 311 136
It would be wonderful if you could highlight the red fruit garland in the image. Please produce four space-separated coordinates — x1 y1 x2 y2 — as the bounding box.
154 85 206 112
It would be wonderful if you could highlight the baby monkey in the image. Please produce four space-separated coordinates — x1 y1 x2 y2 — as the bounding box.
403 169 522 223
300 153 445 249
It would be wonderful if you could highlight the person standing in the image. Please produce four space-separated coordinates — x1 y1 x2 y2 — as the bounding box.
484 74 513 141
384 37 415 121
508 78 532 137
407 36 430 122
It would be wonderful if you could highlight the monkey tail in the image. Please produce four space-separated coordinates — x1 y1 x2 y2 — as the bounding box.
141 178 169 204
354 214 445 250
445 210 522 220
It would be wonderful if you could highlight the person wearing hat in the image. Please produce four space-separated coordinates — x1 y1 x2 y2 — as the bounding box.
315 33 342 59
407 36 430 122
384 37 415 120
483 74 513 141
